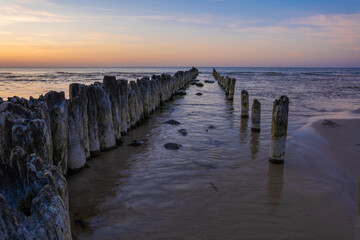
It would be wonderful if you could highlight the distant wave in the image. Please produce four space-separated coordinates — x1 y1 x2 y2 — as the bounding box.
263 72 287 76
56 72 84 76
3 75 21 79
301 72 348 77
301 73 322 76
227 71 254 74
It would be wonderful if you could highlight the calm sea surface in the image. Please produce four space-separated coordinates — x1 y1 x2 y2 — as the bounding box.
1 67 360 239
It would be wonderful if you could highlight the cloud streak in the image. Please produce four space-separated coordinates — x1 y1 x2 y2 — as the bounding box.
0 5 72 25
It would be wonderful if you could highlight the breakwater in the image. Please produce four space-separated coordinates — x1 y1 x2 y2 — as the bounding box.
212 68 289 163
212 68 236 100
0 67 198 239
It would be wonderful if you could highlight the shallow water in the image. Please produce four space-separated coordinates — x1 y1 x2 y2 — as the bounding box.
1 67 360 239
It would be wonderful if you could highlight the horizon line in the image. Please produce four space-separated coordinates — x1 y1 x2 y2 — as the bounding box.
0 66 359 69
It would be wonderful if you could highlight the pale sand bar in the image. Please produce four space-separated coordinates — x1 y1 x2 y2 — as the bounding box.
311 116 360 182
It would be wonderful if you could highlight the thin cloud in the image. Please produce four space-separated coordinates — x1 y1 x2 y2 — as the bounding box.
83 15 214 25
0 5 72 25
222 12 360 46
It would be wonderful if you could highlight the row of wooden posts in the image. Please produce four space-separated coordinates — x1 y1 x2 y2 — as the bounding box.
212 68 289 163
0 68 199 176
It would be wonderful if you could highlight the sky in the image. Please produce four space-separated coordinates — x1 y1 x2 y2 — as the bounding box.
0 0 359 67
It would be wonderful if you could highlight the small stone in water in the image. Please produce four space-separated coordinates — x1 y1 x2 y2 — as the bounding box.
165 119 181 125
196 92 203 96
128 140 145 147
196 83 204 87
175 90 186 95
178 129 187 136
164 143 182 150
204 80 215 83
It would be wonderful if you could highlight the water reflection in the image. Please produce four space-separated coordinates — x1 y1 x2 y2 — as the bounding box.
250 131 260 158
357 177 360 238
240 117 249 143
358 177 360 215
267 163 284 213
225 97 234 115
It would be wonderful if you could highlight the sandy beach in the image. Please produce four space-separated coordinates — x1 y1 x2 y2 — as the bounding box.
288 110 360 239
312 116 360 182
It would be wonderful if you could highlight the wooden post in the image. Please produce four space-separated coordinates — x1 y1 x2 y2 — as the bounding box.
269 96 289 164
241 90 249 118
251 99 261 132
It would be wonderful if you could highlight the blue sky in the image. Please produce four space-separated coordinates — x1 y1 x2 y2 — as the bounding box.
0 0 359 67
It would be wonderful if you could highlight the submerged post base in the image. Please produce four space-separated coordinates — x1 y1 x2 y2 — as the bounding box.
251 127 260 132
269 158 284 164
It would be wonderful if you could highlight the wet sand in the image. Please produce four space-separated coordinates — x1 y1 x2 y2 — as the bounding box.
68 78 360 239
312 117 360 182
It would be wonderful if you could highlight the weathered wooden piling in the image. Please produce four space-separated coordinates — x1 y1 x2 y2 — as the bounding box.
70 83 90 159
251 99 261 132
213 68 236 99
128 81 138 128
149 77 160 112
241 90 249 118
0 97 52 166
138 78 151 121
228 78 236 100
118 79 129 133
0 149 71 239
44 91 68 175
86 84 100 157
93 82 116 151
103 75 122 145
67 84 88 171
225 77 230 95
269 96 289 164
67 101 85 170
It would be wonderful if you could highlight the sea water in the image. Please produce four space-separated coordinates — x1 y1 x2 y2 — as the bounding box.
1 67 360 239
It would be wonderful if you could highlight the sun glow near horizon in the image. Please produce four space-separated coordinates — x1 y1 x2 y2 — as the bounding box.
0 0 359 68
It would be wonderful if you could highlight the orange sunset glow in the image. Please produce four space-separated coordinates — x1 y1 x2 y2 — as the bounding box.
0 0 359 67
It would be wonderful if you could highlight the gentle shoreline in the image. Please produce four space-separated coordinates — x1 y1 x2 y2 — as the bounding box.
296 108 360 183
292 111 360 238
290 109 360 213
